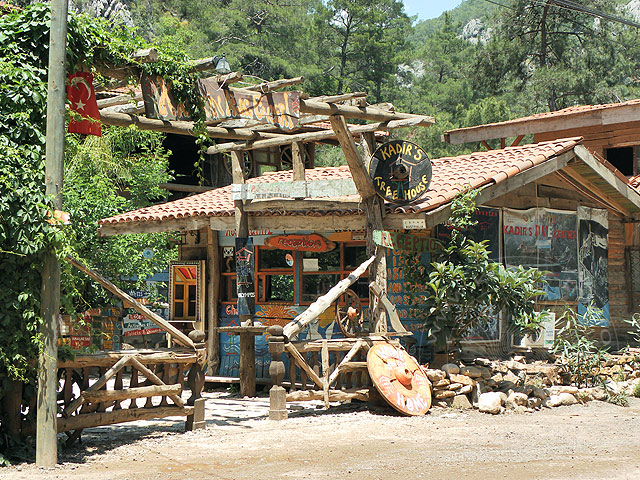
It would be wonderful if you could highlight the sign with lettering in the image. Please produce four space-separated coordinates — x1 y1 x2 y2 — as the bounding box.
373 231 441 253
141 75 300 129
232 178 357 201
264 234 335 252
235 237 255 316
367 343 431 416
369 140 432 204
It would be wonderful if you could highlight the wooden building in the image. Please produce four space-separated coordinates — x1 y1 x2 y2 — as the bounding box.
99 135 640 379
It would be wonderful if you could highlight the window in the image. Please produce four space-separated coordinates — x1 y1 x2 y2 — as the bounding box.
605 146 636 176
169 261 205 323
257 248 294 302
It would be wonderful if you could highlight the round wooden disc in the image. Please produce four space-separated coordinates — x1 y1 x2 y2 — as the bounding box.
367 343 432 416
369 140 432 204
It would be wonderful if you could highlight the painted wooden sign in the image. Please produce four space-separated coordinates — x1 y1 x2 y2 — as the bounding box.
367 343 431 416
264 234 335 252
373 230 441 253
141 75 300 129
235 237 255 316
369 140 432 204
232 178 357 201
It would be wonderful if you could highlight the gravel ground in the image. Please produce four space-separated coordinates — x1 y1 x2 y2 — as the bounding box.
2 391 640 480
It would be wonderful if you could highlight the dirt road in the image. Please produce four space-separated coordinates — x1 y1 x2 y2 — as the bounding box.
3 392 640 480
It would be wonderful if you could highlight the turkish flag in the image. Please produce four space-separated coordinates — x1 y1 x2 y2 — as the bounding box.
67 72 101 136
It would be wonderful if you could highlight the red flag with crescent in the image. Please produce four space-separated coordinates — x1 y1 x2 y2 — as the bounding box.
67 72 101 136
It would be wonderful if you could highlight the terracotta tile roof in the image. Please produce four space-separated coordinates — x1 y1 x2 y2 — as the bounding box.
99 138 584 226
446 98 640 136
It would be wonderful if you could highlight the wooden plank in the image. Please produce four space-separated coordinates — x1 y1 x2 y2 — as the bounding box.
241 76 304 93
557 169 629 217
283 255 375 338
58 350 198 368
292 141 306 182
369 283 406 334
243 198 361 213
285 342 324 388
63 355 133 417
330 115 377 200
300 99 434 127
129 357 185 407
511 135 525 147
66 257 195 349
239 333 257 397
311 92 367 104
322 340 330 408
82 384 182 403
57 406 194 433
206 117 426 155
286 388 369 402
232 178 358 201
372 231 441 253
97 92 143 109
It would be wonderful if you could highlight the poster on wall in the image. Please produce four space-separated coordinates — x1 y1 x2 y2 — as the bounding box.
235 237 255 316
577 206 609 325
437 207 501 261
503 208 578 302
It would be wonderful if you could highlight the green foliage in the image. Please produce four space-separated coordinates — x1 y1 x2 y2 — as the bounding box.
553 305 610 388
633 382 640 399
624 312 640 346
403 189 547 352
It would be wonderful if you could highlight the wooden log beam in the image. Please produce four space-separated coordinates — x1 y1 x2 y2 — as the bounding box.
66 256 195 349
57 406 194 433
63 355 133 417
97 92 143 109
240 76 304 94
310 92 367 104
329 115 377 200
285 342 324 389
328 340 364 386
300 99 434 127
82 384 182 403
129 357 185 407
206 229 220 376
206 117 425 155
283 255 375 339
58 350 198 368
322 340 330 408
286 388 369 403
99 111 281 141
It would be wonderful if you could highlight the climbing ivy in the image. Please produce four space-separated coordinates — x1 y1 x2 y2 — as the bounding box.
0 3 206 394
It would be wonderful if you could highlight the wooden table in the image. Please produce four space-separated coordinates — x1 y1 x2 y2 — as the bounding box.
217 326 267 397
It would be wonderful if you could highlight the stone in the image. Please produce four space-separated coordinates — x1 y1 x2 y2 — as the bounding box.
506 392 528 407
460 365 483 378
426 369 446 383
480 367 492 379
546 393 578 407
449 373 476 386
435 398 453 408
433 378 450 388
497 391 508 404
458 384 473 395
532 387 549 400
448 383 463 391
497 381 516 393
442 364 460 375
547 385 578 396
477 392 503 414
451 394 473 410
490 373 503 383
475 357 492 367
513 355 526 363
503 370 520 384
577 387 606 402
434 389 456 399
504 360 527 371
527 397 542 409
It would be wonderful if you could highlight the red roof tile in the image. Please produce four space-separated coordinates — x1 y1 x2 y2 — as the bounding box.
99 138 584 227
446 98 640 135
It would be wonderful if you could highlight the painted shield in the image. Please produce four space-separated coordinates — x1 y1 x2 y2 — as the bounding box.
367 343 432 416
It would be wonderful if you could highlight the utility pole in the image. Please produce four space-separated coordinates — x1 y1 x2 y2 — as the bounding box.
36 0 68 467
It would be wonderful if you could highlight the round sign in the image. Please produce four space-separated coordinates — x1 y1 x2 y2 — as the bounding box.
285 253 294 267
369 140 432 204
367 343 432 416
142 248 154 259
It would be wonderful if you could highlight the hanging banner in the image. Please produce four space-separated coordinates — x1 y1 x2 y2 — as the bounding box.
577 206 609 325
235 237 255 316
67 72 101 136
141 75 300 129
437 207 501 262
503 208 578 302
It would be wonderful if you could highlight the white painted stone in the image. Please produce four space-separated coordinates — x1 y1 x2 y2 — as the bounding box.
477 392 503 414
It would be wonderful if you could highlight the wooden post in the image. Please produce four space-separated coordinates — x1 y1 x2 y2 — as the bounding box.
268 325 288 420
232 150 256 396
37 0 68 466
330 115 387 333
292 141 306 181
322 340 330 408
206 228 220 375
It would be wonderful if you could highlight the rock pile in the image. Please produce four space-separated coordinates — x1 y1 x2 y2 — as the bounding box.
425 353 640 414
